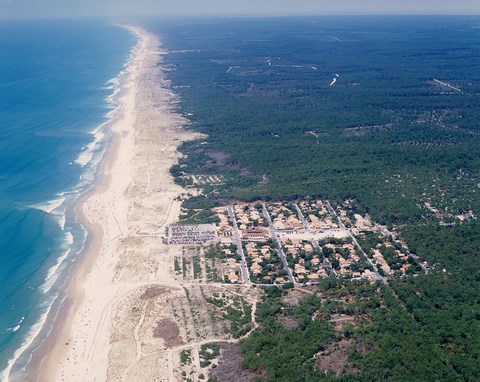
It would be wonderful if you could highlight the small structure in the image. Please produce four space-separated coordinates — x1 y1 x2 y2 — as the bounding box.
241 228 270 241
227 273 239 283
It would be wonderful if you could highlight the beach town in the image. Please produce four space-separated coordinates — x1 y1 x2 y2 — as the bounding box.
32 24 430 382
165 199 427 287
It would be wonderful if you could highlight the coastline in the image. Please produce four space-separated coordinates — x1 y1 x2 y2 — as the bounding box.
30 25 197 381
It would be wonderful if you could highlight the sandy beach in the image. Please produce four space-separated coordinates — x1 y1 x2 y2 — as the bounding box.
33 24 259 382
36 26 198 381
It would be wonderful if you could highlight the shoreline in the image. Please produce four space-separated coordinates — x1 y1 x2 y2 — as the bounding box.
27 25 197 381
0 26 134 382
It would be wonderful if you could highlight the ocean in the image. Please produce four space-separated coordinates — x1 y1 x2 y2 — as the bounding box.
0 20 134 378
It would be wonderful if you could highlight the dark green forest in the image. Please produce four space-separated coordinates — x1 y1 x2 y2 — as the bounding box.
145 16 480 381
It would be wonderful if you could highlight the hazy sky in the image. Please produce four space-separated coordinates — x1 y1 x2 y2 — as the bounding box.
1 0 479 19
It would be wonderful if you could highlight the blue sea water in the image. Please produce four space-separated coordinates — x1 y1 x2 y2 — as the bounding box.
0 20 134 378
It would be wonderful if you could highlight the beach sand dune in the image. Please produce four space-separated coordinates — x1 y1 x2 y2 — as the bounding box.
37 26 200 382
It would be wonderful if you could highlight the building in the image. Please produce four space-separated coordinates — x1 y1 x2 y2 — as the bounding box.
241 228 270 242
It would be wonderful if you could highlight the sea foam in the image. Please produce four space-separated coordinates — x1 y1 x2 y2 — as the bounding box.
0 21 136 381
1 299 55 382
41 232 74 294
29 196 67 230
74 129 105 167
31 197 65 214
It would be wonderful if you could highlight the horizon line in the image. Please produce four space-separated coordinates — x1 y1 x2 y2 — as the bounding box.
1 12 480 21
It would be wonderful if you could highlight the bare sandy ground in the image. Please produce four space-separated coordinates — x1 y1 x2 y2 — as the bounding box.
37 26 201 381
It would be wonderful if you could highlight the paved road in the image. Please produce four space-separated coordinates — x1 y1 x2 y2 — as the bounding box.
294 202 310 230
293 203 337 277
350 235 384 281
262 204 296 284
377 225 428 272
325 201 383 281
311 238 337 277
325 201 347 231
226 205 251 285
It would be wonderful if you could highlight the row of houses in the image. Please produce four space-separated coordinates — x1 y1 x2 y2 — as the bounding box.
298 200 339 231
223 257 240 284
282 238 329 282
244 241 287 284
234 203 266 230
213 207 234 239
267 202 304 231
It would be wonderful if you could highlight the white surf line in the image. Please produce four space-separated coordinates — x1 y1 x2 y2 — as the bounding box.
330 35 342 41
226 66 233 74
433 78 462 93
311 66 317 71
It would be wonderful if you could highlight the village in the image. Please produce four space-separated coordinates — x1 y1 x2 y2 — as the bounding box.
164 199 427 286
